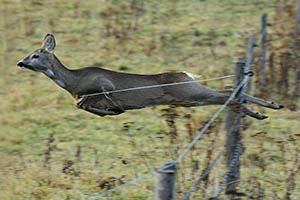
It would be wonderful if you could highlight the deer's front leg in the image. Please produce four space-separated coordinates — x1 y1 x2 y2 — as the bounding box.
76 97 124 117
76 94 125 117
84 106 124 117
74 77 125 116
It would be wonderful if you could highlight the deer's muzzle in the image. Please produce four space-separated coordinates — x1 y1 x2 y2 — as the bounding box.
17 61 34 70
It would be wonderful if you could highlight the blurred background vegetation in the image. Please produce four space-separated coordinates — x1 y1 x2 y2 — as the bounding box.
0 0 299 199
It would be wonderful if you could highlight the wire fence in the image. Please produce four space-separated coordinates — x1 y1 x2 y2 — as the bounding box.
87 70 252 199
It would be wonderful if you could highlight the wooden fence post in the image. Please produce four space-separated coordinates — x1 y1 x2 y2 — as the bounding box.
225 35 255 194
291 3 300 106
268 52 275 95
154 162 176 200
225 58 244 193
260 13 268 96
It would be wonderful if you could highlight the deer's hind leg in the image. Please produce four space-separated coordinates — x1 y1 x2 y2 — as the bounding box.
166 81 232 106
216 89 284 109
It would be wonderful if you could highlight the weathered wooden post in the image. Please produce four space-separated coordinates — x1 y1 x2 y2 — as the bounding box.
291 3 300 106
225 59 244 194
268 52 275 89
260 13 268 96
225 35 256 194
154 162 176 200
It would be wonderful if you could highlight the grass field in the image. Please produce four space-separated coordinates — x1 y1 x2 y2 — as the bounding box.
0 0 300 199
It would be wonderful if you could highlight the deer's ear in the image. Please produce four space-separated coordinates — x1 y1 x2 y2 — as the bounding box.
42 33 56 53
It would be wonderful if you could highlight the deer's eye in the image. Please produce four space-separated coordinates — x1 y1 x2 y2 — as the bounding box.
32 54 39 59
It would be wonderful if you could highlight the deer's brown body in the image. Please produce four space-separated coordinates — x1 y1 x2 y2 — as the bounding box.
17 34 283 117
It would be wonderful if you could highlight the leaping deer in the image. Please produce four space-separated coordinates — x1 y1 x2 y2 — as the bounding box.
17 34 283 117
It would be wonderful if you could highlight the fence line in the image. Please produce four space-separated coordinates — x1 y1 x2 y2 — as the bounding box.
87 70 252 199
181 37 255 200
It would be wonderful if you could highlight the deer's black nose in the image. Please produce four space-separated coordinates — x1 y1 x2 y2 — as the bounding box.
17 61 33 70
17 61 25 68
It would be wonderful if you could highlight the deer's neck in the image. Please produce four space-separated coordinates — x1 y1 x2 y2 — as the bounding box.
44 55 79 94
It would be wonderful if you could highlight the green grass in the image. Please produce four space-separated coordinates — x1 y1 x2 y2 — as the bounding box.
1 0 300 199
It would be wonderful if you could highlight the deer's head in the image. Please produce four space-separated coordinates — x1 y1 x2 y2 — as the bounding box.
17 33 57 76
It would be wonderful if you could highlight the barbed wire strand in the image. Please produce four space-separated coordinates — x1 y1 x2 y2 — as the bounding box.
182 146 224 200
82 75 235 98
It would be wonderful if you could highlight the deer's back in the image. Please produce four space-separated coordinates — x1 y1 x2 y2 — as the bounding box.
74 67 195 109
